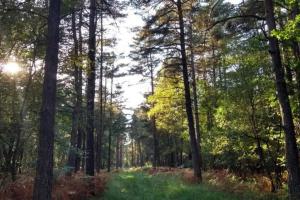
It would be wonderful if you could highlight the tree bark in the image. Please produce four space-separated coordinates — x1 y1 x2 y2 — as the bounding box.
289 2 300 110
85 0 97 176
107 74 113 172
68 8 80 173
102 67 108 170
189 24 202 154
131 140 134 167
120 137 123 168
137 139 143 167
76 9 84 172
176 0 202 181
116 136 120 169
264 0 300 198
96 3 104 172
33 0 60 199
149 54 159 167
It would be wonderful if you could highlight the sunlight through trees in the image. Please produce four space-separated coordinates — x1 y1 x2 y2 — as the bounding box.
0 0 300 199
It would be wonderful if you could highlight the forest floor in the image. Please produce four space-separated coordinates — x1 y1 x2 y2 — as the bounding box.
0 167 286 200
92 168 286 200
0 171 108 200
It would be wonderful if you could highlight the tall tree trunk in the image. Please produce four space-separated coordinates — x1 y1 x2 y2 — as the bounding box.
33 0 60 199
96 4 104 172
85 0 97 176
292 44 300 109
107 74 113 172
10 78 19 181
189 25 201 148
75 8 83 172
264 0 300 198
68 8 80 172
102 67 108 169
176 0 202 181
149 54 159 167
289 2 300 110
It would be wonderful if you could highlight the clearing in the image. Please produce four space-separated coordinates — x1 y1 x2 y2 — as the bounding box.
92 170 280 200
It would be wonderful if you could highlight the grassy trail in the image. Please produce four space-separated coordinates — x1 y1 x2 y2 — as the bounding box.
94 171 246 200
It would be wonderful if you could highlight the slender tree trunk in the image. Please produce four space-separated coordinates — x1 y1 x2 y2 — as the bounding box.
76 77 83 164
10 78 19 181
180 138 183 165
102 67 108 169
212 43 217 87
81 127 86 170
131 140 134 167
68 111 77 172
289 3 300 110
116 136 119 169
135 141 138 167
137 139 143 167
176 0 202 181
149 55 159 167
172 136 178 167
191 51 200 137
264 0 300 198
96 4 104 172
292 44 300 108
68 8 80 172
107 74 113 172
107 118 112 172
33 0 60 199
120 137 123 168
76 9 84 172
189 28 201 152
188 0 201 144
85 0 97 176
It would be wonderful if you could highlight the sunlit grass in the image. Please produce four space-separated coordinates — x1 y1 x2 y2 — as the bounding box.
95 171 249 200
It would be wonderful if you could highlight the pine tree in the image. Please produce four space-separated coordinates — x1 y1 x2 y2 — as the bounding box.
33 0 60 199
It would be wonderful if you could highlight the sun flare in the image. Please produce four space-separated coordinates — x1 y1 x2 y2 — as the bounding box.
3 62 21 74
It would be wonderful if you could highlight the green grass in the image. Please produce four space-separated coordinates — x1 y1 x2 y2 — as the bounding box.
93 171 257 200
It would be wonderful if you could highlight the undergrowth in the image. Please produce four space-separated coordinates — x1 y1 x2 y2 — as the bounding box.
0 172 107 200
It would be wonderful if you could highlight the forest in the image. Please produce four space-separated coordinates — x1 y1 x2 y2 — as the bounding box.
0 0 300 199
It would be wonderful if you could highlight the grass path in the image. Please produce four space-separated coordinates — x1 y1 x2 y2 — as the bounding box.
93 171 247 200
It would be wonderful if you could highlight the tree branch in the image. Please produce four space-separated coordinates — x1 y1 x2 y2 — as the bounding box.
206 14 265 31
